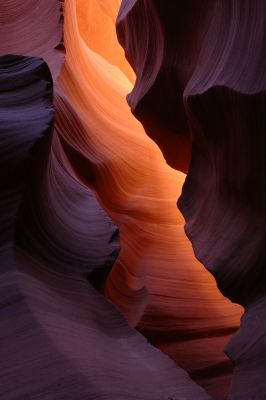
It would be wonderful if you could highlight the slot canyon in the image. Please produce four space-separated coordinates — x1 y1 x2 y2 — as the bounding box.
0 1 265 399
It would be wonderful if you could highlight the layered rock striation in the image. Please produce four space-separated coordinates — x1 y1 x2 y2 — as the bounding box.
117 1 266 398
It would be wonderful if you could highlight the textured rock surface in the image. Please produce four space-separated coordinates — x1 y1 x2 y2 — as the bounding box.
0 54 212 400
117 1 266 399
17 98 120 275
1 247 213 400
0 0 64 79
0 55 54 246
3 0 263 399
55 2 242 399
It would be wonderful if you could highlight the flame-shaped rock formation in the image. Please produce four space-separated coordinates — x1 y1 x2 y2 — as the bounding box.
117 1 266 399
0 54 213 400
3 0 262 399
54 2 242 398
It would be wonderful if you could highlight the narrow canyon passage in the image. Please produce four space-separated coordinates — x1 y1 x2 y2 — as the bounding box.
2 1 264 400
56 1 242 398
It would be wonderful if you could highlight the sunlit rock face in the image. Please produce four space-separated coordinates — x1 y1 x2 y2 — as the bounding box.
0 55 129 400
58 4 243 399
117 0 266 399
1 0 257 399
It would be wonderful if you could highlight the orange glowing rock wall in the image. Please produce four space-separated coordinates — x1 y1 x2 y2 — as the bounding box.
0 1 252 399
56 1 242 398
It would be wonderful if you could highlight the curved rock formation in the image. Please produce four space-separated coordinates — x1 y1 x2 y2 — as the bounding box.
17 97 120 275
76 0 135 83
0 55 54 246
0 54 212 400
116 0 211 173
55 2 242 398
117 1 266 398
3 0 261 399
0 0 64 79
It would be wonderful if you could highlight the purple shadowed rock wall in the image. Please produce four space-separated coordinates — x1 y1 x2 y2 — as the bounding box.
117 1 266 399
0 53 212 400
